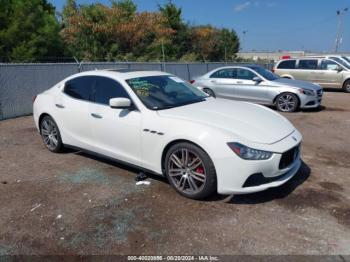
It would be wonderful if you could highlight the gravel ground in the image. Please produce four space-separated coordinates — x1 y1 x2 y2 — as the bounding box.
0 90 349 256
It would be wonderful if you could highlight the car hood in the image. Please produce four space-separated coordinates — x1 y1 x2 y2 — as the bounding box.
158 98 295 144
271 78 321 91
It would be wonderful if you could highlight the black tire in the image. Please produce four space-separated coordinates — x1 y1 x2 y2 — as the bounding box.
276 93 299 112
164 142 217 200
343 79 350 93
203 88 216 98
40 115 63 153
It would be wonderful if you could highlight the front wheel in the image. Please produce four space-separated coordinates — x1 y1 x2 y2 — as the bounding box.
164 142 217 199
343 80 350 93
40 115 63 153
276 93 299 112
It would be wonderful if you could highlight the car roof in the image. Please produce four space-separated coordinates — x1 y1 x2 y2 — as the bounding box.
279 55 344 60
210 64 264 71
71 70 171 81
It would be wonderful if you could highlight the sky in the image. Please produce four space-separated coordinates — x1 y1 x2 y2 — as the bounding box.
50 0 350 52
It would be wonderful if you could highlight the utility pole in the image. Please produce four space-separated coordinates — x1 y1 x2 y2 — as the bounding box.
334 8 348 53
224 46 227 64
240 30 248 51
161 40 166 71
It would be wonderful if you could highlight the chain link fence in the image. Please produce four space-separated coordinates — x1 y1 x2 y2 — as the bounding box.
0 62 272 120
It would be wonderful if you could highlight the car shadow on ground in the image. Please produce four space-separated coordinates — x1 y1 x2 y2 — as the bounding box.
267 104 348 113
265 105 326 113
73 150 169 184
322 88 344 93
227 161 311 205
67 148 310 204
299 105 325 113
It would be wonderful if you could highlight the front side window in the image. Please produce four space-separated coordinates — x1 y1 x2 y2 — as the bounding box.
210 69 236 79
126 75 206 110
93 76 130 105
236 69 257 80
64 76 95 101
278 60 296 69
320 59 338 70
298 60 318 70
249 66 280 81
329 57 350 69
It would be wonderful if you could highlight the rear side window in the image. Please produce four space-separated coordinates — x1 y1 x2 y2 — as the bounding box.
210 69 236 79
64 76 94 101
298 60 318 70
236 68 257 80
93 76 130 105
277 60 296 69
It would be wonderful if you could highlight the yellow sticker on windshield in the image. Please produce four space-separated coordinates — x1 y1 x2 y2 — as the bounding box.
135 87 150 97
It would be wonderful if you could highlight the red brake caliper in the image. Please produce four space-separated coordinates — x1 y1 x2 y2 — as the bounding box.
195 167 204 174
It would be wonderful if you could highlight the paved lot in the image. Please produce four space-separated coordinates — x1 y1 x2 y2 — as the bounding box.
0 90 349 256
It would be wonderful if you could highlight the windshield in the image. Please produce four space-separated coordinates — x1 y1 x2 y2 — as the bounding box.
250 66 280 81
330 57 350 69
126 75 207 110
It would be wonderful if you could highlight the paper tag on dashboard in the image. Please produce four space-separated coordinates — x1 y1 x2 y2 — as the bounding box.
169 76 185 83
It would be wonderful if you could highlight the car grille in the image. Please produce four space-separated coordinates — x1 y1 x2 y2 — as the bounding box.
279 145 300 169
317 89 323 98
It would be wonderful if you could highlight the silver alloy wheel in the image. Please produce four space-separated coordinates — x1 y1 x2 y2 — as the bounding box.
204 89 215 97
167 148 206 195
41 118 59 150
277 94 296 112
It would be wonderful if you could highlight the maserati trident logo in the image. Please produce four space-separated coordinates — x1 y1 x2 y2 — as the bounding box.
292 136 297 142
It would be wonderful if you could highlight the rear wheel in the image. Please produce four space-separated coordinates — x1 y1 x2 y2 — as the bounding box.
40 115 63 153
203 88 216 98
276 93 299 112
343 80 350 93
165 142 217 199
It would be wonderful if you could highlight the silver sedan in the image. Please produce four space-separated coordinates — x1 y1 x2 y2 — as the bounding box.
191 65 323 112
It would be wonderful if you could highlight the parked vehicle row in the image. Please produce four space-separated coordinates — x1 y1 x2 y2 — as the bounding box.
33 70 302 199
274 56 350 92
191 65 323 112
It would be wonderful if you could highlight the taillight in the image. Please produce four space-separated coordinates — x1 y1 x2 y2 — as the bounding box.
32 95 37 103
190 80 195 84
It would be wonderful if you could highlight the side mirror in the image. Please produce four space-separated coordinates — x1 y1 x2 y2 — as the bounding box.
253 76 263 83
335 65 343 72
109 97 132 109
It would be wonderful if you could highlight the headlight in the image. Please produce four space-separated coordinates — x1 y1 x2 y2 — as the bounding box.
227 142 273 160
298 89 314 96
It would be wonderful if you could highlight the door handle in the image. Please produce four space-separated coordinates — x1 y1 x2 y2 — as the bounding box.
91 113 102 119
211 80 218 83
55 104 65 109
236 81 243 84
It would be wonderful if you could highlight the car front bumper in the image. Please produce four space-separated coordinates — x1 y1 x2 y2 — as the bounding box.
213 130 302 195
299 91 323 109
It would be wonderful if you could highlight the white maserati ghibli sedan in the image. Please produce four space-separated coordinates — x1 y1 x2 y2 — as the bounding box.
33 70 302 199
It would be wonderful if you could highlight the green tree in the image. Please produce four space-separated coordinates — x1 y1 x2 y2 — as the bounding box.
0 0 64 62
158 1 191 60
58 0 240 62
215 29 240 61
62 0 78 25
111 0 136 21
